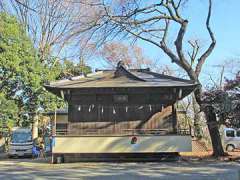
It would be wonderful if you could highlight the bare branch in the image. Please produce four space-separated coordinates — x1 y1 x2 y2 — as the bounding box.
195 0 216 77
162 19 170 43
187 39 200 66
14 0 37 12
174 20 188 61
170 0 182 18
162 1 183 23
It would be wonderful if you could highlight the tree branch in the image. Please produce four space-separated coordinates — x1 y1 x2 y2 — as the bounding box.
14 0 37 12
195 0 216 77
187 40 200 66
174 20 188 62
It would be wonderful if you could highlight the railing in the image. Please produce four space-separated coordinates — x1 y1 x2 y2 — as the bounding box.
121 129 169 135
58 128 173 136
56 129 68 135
177 128 191 135
56 128 191 136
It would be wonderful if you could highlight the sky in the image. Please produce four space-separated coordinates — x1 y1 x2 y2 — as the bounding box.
132 0 240 86
4 0 240 87
89 0 240 88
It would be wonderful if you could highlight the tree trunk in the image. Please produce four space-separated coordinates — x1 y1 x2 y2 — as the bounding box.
194 87 225 157
204 105 225 157
32 115 38 140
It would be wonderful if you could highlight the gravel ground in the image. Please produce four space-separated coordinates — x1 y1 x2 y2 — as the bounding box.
0 158 239 180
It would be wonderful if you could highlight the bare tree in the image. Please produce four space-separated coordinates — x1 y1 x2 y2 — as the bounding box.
67 0 224 156
205 58 240 89
4 0 102 63
5 0 74 62
96 42 152 68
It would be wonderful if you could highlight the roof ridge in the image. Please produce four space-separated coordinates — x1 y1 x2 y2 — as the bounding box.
114 64 146 82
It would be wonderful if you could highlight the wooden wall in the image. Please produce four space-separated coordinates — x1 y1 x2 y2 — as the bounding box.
66 93 177 135
68 106 174 135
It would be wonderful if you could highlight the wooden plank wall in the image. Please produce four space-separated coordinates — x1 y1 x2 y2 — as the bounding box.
68 106 173 135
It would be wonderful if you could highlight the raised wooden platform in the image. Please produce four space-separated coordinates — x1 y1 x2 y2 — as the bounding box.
52 152 180 163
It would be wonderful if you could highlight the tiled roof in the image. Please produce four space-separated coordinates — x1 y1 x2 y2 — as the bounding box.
44 64 197 89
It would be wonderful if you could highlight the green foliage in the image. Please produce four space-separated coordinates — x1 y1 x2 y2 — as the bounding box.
0 93 17 129
57 59 91 79
0 12 64 126
0 12 92 127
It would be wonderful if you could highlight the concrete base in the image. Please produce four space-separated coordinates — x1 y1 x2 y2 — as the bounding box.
53 135 192 154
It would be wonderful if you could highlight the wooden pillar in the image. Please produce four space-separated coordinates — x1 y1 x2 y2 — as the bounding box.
172 104 177 133
52 110 57 136
51 110 57 164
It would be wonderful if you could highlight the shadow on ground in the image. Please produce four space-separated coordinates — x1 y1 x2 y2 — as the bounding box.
0 158 239 180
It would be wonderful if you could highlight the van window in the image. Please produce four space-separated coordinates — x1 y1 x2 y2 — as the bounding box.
237 130 240 137
226 130 235 137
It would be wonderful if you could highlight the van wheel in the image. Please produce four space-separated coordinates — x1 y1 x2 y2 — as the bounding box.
226 144 235 152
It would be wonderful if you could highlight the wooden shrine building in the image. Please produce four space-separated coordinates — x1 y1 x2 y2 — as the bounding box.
45 62 197 162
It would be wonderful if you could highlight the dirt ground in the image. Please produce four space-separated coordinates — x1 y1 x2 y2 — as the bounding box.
0 157 239 180
180 150 240 161
1 137 240 179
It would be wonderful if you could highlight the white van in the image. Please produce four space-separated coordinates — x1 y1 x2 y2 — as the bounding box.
222 128 240 152
8 127 33 157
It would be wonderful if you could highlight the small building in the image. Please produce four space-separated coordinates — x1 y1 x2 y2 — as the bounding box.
45 62 197 162
44 109 68 135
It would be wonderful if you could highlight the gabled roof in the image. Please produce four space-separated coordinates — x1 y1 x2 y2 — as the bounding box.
44 62 198 90
43 108 68 115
